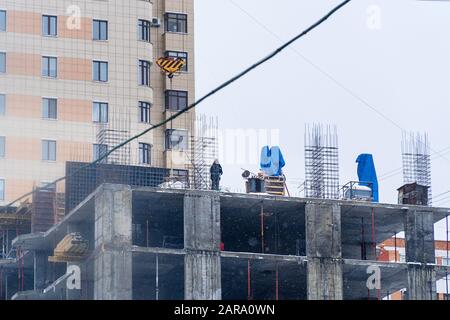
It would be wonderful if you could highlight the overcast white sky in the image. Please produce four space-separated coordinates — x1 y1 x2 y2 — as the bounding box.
194 0 450 237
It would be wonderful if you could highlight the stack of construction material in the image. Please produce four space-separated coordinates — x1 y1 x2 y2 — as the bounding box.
264 176 286 196
48 232 89 263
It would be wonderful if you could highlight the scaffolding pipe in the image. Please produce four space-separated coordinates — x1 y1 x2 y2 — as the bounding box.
275 263 279 301
260 204 264 254
371 208 376 259
361 218 365 260
394 232 398 262
146 220 149 248
447 215 449 300
156 254 159 301
247 260 252 300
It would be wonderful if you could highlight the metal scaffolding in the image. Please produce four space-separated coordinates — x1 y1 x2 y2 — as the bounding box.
188 115 219 190
402 132 432 205
304 124 340 199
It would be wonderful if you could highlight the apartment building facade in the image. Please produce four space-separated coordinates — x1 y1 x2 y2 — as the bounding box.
0 0 195 204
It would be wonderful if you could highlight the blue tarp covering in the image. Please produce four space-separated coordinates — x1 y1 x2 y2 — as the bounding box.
356 154 379 202
260 146 286 177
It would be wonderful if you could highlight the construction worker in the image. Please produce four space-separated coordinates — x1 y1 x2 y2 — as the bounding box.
210 159 223 191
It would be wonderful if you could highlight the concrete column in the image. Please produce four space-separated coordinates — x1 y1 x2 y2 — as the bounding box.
407 265 436 300
93 184 132 300
66 223 83 300
184 192 221 300
34 251 50 290
306 203 343 300
405 209 436 300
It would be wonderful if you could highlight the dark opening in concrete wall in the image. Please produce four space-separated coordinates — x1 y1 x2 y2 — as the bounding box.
132 192 184 249
220 197 306 256
221 257 307 300
340 205 406 260
132 253 184 300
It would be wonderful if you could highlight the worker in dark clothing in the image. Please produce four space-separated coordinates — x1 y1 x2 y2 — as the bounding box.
210 159 223 191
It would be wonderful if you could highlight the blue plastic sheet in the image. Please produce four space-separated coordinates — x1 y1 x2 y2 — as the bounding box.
260 146 286 177
356 154 379 202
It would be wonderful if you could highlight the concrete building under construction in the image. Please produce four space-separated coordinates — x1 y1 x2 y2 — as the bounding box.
3 183 449 300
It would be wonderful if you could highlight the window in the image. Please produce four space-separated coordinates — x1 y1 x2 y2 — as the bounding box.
443 257 450 266
0 10 6 32
93 144 108 162
42 56 57 78
42 98 57 119
42 15 57 36
0 136 4 157
166 51 188 72
93 61 108 82
0 179 4 201
139 143 151 164
42 140 56 161
165 13 187 33
139 101 151 123
138 19 151 42
93 20 108 40
165 129 188 151
92 102 108 123
138 60 151 86
0 94 5 115
399 254 406 263
0 52 5 73
165 90 188 111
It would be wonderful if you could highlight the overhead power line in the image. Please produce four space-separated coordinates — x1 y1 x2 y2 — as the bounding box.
2 0 353 211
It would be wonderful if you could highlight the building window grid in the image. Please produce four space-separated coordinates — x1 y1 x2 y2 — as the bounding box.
165 90 188 111
139 101 151 123
42 98 57 119
165 13 187 33
93 144 109 162
42 140 56 161
165 129 188 151
93 61 108 82
138 19 151 42
93 20 108 41
42 56 57 78
0 10 6 32
42 15 57 36
443 257 450 266
139 60 151 86
139 143 151 164
0 52 6 73
165 51 188 72
92 102 108 123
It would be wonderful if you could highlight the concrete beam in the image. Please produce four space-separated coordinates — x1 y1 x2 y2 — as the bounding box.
93 184 132 300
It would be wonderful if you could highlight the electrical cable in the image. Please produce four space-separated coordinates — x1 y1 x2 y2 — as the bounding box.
2 0 352 212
